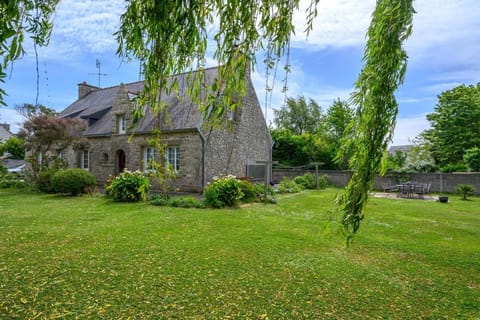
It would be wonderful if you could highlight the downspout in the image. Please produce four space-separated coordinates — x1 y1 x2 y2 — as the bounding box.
196 125 206 192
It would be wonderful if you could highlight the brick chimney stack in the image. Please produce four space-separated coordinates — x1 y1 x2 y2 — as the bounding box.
78 82 99 99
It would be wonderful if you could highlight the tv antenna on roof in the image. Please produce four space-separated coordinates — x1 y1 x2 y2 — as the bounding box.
88 59 108 87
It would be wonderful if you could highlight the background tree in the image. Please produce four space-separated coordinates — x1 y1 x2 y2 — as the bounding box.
1 1 59 105
325 98 354 169
1 136 25 159
271 129 335 168
464 147 480 172
401 137 436 173
384 149 407 172
325 98 354 144
422 83 480 168
15 103 57 120
18 115 84 180
273 96 324 135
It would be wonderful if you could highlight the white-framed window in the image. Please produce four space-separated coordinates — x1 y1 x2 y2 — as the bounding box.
143 147 157 172
37 152 43 165
227 109 234 121
166 146 180 172
118 115 126 134
81 149 89 170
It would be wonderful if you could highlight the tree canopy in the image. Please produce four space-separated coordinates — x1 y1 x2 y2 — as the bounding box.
273 95 323 135
0 136 25 160
18 115 84 178
422 83 480 168
271 97 353 169
15 103 57 120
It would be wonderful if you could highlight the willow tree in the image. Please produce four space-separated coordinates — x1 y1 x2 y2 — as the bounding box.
0 0 59 105
337 0 414 240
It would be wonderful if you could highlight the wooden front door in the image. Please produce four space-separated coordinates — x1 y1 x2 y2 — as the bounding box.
117 150 126 174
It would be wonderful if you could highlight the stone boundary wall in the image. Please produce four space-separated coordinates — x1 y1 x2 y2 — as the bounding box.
273 169 480 194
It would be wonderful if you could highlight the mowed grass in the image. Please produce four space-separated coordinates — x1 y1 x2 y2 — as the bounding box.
0 189 479 319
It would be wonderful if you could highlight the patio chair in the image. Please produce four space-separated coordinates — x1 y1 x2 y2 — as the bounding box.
415 183 432 198
382 183 397 193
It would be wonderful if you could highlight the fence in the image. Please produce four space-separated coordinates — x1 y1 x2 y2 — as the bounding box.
273 169 480 195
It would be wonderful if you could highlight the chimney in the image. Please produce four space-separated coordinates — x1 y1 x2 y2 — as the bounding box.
78 81 100 99
0 123 11 133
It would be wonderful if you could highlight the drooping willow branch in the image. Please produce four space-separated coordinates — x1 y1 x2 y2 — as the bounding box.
115 0 319 124
337 0 415 239
117 0 415 241
0 0 59 106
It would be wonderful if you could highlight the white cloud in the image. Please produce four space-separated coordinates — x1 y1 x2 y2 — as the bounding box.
291 0 374 49
0 108 25 133
425 82 464 94
23 0 126 62
398 96 435 104
392 114 430 146
406 0 480 62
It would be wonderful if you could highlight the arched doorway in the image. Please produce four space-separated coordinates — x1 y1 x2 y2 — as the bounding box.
116 150 126 174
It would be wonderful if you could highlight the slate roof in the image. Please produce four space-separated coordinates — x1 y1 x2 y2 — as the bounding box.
388 145 412 155
0 123 12 141
59 67 221 136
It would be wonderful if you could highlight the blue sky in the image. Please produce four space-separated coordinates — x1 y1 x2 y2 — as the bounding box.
1 0 479 146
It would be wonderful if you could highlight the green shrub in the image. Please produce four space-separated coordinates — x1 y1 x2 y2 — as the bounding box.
204 175 243 208
317 175 329 189
440 163 468 173
294 173 316 189
107 170 150 202
277 177 303 194
0 173 29 189
149 193 170 206
36 168 58 193
253 183 276 203
456 184 476 200
51 168 97 196
169 196 204 208
238 179 257 203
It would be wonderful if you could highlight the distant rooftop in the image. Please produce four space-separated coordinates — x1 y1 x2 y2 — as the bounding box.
0 123 12 141
388 145 412 155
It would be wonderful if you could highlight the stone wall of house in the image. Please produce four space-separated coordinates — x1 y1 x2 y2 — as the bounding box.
273 169 480 194
203 78 271 182
68 130 204 192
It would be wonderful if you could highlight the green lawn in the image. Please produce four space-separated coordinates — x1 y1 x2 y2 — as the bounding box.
1 189 479 319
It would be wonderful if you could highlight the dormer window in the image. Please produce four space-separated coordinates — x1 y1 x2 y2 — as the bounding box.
118 115 126 134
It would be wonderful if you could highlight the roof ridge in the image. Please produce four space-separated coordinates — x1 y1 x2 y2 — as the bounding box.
84 65 221 92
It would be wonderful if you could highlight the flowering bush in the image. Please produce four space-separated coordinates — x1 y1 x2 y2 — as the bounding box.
204 175 243 208
106 170 150 202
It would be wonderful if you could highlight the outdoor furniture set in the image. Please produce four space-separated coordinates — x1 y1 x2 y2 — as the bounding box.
382 181 432 199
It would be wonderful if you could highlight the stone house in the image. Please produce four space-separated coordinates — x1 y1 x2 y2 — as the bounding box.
0 123 12 142
58 66 272 192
